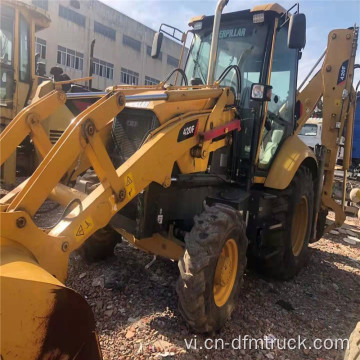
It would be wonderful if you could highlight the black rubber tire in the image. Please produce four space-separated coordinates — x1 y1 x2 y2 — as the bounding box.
345 322 360 360
314 208 328 242
78 226 121 263
176 203 248 333
262 166 314 280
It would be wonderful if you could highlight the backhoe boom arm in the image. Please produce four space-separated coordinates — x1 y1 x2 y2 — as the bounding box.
295 26 358 230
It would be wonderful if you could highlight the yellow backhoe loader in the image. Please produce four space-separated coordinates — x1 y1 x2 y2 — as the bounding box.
0 1 358 358
0 0 94 184
1 0 51 183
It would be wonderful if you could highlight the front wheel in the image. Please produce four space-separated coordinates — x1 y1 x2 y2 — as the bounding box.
176 204 248 333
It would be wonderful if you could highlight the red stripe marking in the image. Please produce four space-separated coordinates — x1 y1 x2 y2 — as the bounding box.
200 119 241 141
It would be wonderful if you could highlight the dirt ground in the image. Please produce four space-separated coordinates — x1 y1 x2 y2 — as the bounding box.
66 212 360 360
2 179 359 359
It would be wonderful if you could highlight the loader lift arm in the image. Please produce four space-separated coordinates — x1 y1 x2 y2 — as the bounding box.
295 26 359 232
0 84 236 358
1 86 230 280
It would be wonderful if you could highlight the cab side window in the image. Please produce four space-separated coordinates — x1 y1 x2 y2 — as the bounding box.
268 25 297 123
258 24 297 169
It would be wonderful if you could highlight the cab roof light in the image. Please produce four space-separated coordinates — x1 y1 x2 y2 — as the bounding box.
253 13 264 24
193 21 203 30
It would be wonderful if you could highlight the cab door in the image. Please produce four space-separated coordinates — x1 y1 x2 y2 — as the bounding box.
256 22 298 172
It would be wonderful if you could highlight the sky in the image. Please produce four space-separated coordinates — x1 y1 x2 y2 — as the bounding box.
99 0 360 88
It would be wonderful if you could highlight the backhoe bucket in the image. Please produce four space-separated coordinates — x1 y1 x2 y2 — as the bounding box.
0 237 102 360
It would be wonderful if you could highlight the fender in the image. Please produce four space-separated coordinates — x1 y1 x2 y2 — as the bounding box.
264 134 318 190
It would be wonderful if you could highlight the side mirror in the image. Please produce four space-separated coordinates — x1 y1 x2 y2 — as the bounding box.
288 13 306 49
250 83 272 101
151 32 163 58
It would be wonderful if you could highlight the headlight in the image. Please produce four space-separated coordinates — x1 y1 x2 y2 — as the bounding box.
253 13 264 24
193 21 203 30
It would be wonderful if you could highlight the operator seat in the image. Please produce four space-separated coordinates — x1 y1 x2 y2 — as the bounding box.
260 129 284 165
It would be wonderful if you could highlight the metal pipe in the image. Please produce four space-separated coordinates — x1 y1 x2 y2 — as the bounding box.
126 93 168 102
88 39 95 90
342 170 348 211
174 31 189 85
207 0 229 85
66 92 168 102
343 97 355 171
66 89 222 102
298 48 326 90
66 91 106 99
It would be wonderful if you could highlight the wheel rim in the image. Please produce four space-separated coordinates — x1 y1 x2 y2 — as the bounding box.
291 195 309 257
213 238 238 307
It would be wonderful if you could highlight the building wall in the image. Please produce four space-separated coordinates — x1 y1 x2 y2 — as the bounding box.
30 0 185 89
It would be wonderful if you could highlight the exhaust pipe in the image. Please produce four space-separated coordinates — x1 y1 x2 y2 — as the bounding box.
207 0 229 85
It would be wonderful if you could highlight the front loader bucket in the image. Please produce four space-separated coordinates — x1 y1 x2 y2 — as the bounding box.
0 237 102 360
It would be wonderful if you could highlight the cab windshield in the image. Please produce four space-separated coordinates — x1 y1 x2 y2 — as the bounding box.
184 18 269 108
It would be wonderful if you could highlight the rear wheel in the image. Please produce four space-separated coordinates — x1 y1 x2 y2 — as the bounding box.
314 207 328 242
76 170 121 263
78 226 121 263
261 166 314 279
176 204 248 333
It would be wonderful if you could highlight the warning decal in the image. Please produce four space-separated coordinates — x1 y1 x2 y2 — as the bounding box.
124 172 135 200
126 176 133 186
74 217 94 241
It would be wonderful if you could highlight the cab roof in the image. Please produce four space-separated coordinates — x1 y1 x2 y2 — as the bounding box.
189 2 287 26
250 3 287 14
3 0 51 31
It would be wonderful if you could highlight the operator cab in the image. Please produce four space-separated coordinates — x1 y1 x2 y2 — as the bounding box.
111 3 307 243
153 3 305 187
185 4 305 184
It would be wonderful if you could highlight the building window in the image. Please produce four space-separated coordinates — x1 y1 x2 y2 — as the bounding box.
123 35 141 52
120 67 139 85
94 21 115 41
145 76 159 85
93 58 114 79
74 51 84 71
35 37 46 59
167 55 179 68
57 45 83 70
32 0 48 11
59 5 85 27
146 45 162 61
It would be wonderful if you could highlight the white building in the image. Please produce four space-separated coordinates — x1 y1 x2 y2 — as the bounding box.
30 0 184 90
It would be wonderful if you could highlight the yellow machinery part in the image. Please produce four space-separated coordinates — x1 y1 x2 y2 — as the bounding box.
118 229 185 261
0 237 102 360
264 134 317 190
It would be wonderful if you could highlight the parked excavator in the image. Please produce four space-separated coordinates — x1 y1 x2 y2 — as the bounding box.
0 0 358 358
0 0 94 185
